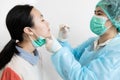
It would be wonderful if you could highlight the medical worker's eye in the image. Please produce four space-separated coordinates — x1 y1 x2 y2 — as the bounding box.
97 13 102 16
94 10 104 16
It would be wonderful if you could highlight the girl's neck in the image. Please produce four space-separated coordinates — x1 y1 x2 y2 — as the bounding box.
17 40 35 54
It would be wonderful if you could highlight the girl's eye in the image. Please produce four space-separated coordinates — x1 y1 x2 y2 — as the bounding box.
41 19 45 22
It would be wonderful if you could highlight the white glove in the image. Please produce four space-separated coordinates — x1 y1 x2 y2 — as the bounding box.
45 36 62 53
58 24 70 42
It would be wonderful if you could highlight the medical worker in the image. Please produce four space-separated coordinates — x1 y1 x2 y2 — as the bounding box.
45 0 120 80
0 5 50 80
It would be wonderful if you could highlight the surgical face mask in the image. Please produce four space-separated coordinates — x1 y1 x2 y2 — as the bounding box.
30 36 46 48
90 15 109 36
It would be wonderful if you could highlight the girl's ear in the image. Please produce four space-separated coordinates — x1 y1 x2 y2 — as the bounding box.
23 27 33 36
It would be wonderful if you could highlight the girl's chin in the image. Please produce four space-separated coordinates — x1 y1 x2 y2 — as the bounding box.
46 35 52 38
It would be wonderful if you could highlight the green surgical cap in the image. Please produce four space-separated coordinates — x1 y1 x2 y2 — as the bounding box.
96 0 120 32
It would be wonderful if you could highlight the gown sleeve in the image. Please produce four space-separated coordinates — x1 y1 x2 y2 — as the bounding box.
58 37 96 61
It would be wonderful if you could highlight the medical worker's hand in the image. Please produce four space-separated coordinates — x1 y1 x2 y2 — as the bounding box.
58 24 70 42
45 36 62 53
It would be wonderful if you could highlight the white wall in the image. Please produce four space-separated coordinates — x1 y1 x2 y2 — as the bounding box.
0 0 99 80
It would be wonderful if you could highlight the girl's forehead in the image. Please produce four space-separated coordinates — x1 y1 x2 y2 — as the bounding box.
30 8 42 17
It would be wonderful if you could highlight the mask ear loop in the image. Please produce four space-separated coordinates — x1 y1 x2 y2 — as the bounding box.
28 27 38 38
29 28 46 40
106 25 112 30
105 19 113 30
28 35 35 47
27 28 34 41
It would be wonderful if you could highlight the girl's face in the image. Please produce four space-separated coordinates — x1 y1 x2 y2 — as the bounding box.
30 8 51 38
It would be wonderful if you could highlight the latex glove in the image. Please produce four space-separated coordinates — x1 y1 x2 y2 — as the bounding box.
58 24 70 42
45 36 62 53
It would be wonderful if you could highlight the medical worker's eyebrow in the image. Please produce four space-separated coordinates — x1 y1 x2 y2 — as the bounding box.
94 10 104 14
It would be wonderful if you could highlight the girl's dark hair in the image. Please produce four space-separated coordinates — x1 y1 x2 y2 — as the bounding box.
0 5 34 70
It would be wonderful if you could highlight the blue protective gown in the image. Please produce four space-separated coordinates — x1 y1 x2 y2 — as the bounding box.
51 34 120 80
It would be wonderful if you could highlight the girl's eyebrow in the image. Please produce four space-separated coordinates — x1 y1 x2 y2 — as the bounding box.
41 14 43 17
40 14 43 18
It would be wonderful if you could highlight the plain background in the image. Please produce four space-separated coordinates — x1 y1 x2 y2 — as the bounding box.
0 0 99 80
